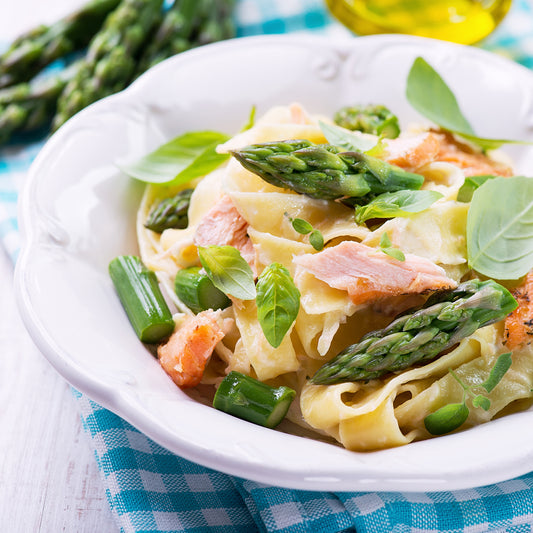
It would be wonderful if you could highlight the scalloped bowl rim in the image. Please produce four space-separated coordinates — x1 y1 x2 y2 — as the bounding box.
13 34 533 492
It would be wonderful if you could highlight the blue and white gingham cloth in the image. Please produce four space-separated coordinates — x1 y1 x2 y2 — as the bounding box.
4 1 533 531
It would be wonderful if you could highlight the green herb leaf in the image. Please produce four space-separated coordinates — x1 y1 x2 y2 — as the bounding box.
380 232 393 248
309 230 324 251
382 247 405 262
379 232 405 262
457 175 496 203
424 402 470 435
198 245 256 300
241 105 256 132
118 131 230 185
472 395 491 411
291 218 313 235
319 120 379 153
406 57 532 150
286 214 325 250
355 189 443 224
256 263 300 348
407 57 475 136
481 352 513 393
467 176 533 279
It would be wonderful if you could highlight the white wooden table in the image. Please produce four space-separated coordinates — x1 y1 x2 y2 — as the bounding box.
0 1 118 530
0 249 117 531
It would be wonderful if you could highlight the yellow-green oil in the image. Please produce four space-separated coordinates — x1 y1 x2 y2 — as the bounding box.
325 0 512 44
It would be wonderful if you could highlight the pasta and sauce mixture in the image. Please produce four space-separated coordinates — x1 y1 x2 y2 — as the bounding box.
125 103 533 452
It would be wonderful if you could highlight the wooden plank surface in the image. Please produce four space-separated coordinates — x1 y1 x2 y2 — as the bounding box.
0 249 118 531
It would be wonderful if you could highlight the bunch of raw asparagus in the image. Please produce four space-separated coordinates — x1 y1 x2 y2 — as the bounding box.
0 0 235 144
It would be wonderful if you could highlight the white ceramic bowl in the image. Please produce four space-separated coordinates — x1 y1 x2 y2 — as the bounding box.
14 34 533 492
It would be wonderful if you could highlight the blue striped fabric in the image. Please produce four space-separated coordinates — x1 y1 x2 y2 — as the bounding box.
4 1 533 532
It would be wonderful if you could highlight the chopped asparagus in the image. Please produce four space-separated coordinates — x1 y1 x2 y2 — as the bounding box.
109 255 175 343
213 371 296 428
174 266 231 314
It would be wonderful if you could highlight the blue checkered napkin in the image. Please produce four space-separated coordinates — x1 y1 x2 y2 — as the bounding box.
74 393 533 533
3 1 533 532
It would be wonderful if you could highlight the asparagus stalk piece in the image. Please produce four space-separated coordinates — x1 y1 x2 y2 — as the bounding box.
334 104 400 139
144 188 193 233
0 0 121 89
310 279 517 385
213 371 296 428
109 255 175 343
174 266 231 314
231 140 424 201
52 0 164 130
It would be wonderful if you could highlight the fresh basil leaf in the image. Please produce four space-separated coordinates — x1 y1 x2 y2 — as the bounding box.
457 175 496 203
256 263 300 348
309 230 324 251
319 120 379 152
467 176 533 279
118 131 230 185
198 245 256 300
406 57 532 150
355 189 443 224
457 132 532 151
472 395 491 411
291 218 313 235
382 247 406 262
482 352 513 393
407 57 475 136
379 233 405 261
424 402 469 435
380 232 393 248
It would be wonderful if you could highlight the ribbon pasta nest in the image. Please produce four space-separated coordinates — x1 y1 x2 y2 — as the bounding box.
113 100 533 452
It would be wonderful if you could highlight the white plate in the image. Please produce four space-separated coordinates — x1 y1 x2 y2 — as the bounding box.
14 34 533 492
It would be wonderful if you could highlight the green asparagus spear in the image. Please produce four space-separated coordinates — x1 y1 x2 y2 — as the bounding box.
310 279 517 385
0 66 80 143
213 371 296 428
136 0 235 74
0 0 120 89
195 0 236 47
52 0 164 130
230 140 424 201
334 104 400 139
135 0 203 73
144 188 193 233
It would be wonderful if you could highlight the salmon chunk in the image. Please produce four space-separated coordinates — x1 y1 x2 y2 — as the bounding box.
383 132 441 171
294 241 457 305
504 271 533 350
383 130 513 176
194 194 255 270
434 131 513 177
158 310 226 388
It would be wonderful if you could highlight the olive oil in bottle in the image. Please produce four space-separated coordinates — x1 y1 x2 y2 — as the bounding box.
325 0 512 45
